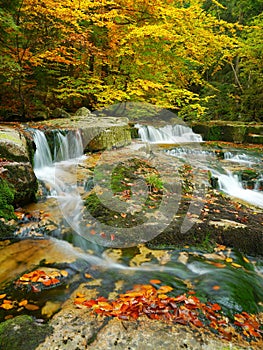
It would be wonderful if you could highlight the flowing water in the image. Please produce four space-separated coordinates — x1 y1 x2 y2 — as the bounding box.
0 127 263 324
136 124 263 209
136 124 203 143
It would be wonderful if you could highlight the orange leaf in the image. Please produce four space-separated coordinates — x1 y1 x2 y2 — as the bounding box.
74 297 87 304
212 285 221 290
50 278 60 284
0 303 13 310
19 300 28 307
0 294 6 299
24 304 40 311
43 280 52 286
150 279 161 284
211 303 221 311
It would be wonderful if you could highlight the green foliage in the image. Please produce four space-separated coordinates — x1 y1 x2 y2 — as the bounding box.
145 173 164 192
0 179 16 220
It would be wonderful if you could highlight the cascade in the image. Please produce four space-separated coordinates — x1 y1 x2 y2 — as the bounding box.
33 129 53 169
166 144 263 208
224 151 259 164
33 129 83 168
214 170 263 208
32 128 84 195
136 124 203 143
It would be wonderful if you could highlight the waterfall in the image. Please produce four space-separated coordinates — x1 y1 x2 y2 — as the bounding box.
136 124 203 143
215 170 263 208
33 129 53 169
33 129 83 168
32 128 84 194
224 152 259 165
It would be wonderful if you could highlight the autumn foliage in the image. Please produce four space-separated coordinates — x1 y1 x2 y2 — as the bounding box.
75 283 263 342
0 0 241 119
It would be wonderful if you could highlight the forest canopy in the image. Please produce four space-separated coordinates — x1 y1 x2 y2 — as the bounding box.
0 0 262 121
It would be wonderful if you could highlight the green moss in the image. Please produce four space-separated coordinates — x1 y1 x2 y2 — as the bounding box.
0 220 16 239
0 178 16 220
0 315 52 350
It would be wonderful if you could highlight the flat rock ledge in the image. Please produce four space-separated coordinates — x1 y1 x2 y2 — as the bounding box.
28 108 132 151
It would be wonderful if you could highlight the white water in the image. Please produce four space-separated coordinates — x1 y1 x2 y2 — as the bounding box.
224 151 259 165
213 170 263 208
166 144 263 208
136 124 203 143
33 129 85 197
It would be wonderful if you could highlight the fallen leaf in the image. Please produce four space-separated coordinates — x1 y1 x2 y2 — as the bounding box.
150 279 161 284
231 263 242 268
19 300 28 307
212 285 221 291
24 304 40 311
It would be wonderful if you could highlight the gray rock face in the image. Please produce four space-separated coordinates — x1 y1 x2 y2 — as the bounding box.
0 126 30 162
0 125 37 206
29 114 132 151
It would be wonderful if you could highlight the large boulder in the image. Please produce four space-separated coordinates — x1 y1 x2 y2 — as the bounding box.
0 126 37 238
29 114 132 152
0 125 37 208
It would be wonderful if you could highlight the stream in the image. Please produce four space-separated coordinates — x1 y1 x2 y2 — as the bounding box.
0 124 263 326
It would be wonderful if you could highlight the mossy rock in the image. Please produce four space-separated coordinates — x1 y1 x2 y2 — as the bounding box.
2 162 37 206
0 178 15 220
0 315 52 350
0 220 16 239
0 126 30 162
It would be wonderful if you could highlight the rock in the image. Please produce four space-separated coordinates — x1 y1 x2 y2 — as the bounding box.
0 315 52 350
74 107 92 117
0 126 30 162
51 107 71 119
191 121 263 144
1 161 37 206
28 114 132 152
35 284 248 350
0 126 38 236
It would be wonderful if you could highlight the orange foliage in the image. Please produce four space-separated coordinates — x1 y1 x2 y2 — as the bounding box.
75 283 263 342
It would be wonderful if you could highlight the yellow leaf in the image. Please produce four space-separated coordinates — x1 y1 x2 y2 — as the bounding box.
158 294 168 299
157 285 173 294
231 263 242 268
60 270 68 277
242 256 250 263
19 300 28 307
0 294 7 299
